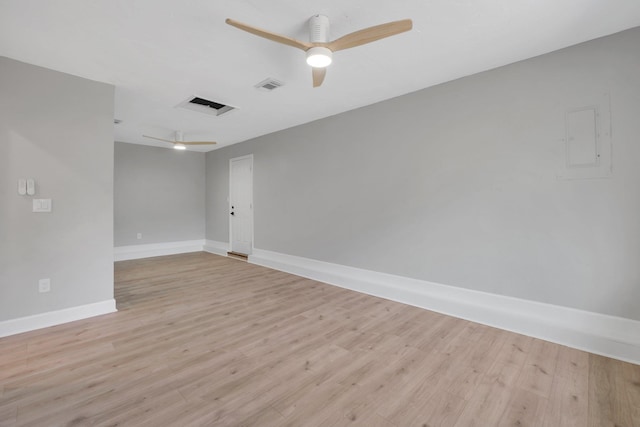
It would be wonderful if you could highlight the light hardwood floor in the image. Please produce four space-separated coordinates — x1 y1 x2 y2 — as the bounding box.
1 252 639 426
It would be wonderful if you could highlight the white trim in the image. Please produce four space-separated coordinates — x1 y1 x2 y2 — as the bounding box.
249 248 640 365
0 299 117 338
114 239 206 261
203 239 229 256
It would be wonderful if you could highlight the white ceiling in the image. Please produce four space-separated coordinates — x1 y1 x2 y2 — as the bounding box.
2 0 640 152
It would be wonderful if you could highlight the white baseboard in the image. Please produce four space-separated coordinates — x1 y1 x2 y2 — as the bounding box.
114 239 206 261
203 239 229 256
0 299 117 338
249 249 640 365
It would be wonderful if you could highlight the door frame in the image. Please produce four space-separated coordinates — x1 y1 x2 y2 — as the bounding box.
228 154 254 255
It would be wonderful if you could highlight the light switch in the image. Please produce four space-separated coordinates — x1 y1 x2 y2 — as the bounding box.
33 199 52 213
26 179 35 196
18 179 26 195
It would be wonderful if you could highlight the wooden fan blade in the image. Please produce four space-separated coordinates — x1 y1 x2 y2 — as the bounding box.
143 135 176 144
327 19 412 52
181 141 217 145
226 18 312 51
312 67 326 87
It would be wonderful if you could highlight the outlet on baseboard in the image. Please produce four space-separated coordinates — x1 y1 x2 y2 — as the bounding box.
136 233 142 240
39 278 50 293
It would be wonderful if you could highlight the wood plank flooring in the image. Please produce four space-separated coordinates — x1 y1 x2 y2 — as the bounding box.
1 252 639 426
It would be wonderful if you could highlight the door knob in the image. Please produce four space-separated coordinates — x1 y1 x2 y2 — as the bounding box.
230 211 235 216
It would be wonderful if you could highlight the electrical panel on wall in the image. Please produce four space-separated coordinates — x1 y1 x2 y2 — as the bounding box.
557 93 611 180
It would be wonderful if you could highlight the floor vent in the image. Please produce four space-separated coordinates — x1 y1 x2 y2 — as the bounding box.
255 78 284 91
177 96 236 117
227 251 248 261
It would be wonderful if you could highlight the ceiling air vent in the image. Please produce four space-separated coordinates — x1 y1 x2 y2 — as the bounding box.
177 96 237 117
255 78 284 92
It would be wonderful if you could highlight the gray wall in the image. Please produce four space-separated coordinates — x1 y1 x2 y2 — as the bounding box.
0 57 114 321
206 28 640 321
114 142 205 246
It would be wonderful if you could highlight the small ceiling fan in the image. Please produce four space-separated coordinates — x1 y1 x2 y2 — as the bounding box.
226 15 412 87
143 131 217 150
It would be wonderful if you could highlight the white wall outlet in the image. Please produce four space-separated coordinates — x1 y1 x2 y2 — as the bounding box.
137 233 142 240
32 199 52 213
38 278 51 293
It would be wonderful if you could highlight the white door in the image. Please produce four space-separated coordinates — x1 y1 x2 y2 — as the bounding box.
229 155 253 255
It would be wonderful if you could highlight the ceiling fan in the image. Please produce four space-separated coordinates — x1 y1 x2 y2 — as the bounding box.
143 131 217 150
226 15 412 87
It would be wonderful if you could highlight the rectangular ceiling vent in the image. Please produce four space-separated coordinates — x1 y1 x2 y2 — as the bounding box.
255 78 284 92
177 96 237 117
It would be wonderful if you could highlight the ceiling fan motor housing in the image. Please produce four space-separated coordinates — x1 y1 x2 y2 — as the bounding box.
309 14 330 43
306 15 332 67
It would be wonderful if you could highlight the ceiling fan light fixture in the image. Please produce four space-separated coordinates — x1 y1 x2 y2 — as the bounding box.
306 46 332 68
173 143 187 150
226 16 412 87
